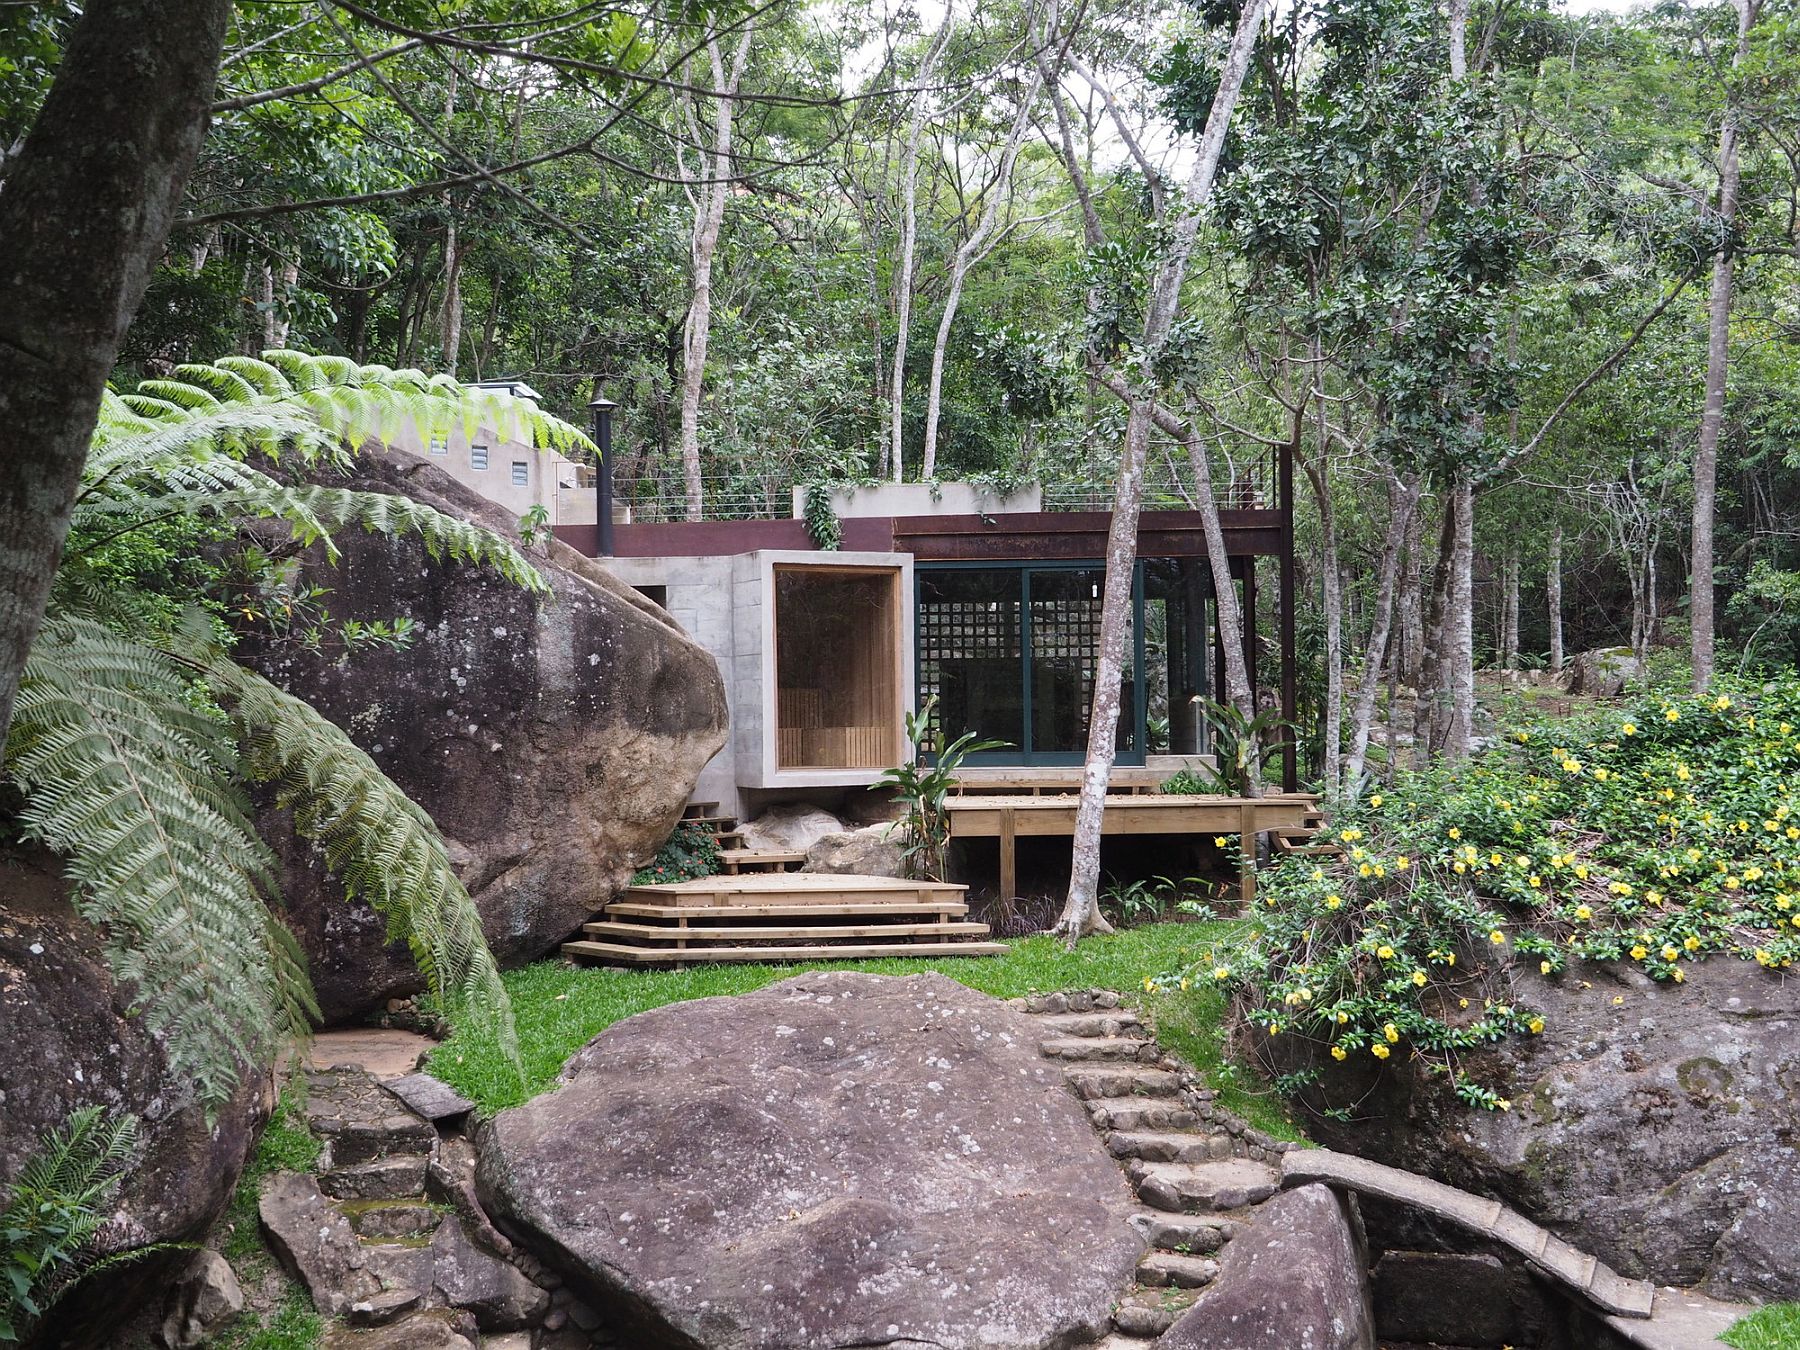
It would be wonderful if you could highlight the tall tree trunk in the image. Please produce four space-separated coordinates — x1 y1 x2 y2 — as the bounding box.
921 72 1041 479
261 263 279 350
1414 495 1456 753
1309 461 1343 794
1056 0 1267 943
1442 475 1477 758
0 0 233 750
1345 478 1418 788
1502 549 1519 671
441 220 465 377
1691 0 1758 693
1546 523 1564 673
678 27 755 521
1398 495 1426 686
887 11 956 483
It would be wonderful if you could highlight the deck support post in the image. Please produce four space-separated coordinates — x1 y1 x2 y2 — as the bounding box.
1239 800 1258 907
999 806 1018 900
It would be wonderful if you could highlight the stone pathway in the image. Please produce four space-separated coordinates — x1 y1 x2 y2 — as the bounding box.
1011 990 1296 1344
1019 989 1753 1350
261 1062 611 1348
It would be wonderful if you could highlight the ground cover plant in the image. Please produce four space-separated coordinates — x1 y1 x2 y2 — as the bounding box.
1725 1303 1800 1350
1160 676 1800 1111
427 922 1299 1140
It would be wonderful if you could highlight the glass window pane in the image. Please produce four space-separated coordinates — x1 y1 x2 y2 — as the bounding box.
917 569 1024 756
775 568 900 769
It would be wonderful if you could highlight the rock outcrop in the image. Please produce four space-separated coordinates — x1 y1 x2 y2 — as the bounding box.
477 971 1144 1350
1155 1184 1375 1350
1563 646 1644 697
1256 955 1800 1301
0 851 268 1350
239 448 728 1019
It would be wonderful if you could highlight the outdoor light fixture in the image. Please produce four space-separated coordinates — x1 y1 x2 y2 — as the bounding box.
588 388 617 557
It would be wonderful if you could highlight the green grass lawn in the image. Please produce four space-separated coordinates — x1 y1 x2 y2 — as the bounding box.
426 920 1301 1140
1726 1304 1800 1350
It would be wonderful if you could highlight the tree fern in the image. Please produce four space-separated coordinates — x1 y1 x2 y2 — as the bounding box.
3 353 577 1105
8 619 314 1106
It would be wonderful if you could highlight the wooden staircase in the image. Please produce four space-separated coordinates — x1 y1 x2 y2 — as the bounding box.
681 800 806 874
1268 793 1343 859
562 801 1006 967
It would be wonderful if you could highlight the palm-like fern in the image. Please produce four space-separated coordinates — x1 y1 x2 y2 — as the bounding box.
7 352 586 1106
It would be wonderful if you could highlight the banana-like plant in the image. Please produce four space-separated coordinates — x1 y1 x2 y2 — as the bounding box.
10 352 595 1108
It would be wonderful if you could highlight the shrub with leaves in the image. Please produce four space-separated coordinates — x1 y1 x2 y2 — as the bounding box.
1156 677 1800 1110
8 351 593 1108
0 1108 138 1342
802 484 842 551
632 820 724 885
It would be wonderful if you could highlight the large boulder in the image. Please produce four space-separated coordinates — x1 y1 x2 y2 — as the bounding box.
738 803 846 854
0 851 269 1350
477 971 1144 1350
1156 1184 1375 1350
1256 956 1800 1301
239 448 728 1019
803 822 906 877
1563 646 1644 697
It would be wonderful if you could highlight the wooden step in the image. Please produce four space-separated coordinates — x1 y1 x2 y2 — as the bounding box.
682 801 719 817
607 900 969 920
623 873 966 908
581 920 992 942
717 850 806 873
561 939 1009 965
687 815 738 829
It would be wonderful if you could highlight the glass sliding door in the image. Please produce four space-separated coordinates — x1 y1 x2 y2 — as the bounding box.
916 563 1144 765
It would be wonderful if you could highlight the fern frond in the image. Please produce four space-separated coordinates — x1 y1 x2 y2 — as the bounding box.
212 660 520 1082
7 619 315 1108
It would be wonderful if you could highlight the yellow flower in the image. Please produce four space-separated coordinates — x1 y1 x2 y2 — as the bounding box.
1661 944 1680 961
1528 1017 1545 1034
1412 970 1428 987
1684 935 1701 951
1514 855 1530 868
1396 856 1411 870
1665 707 1680 722
1215 836 1227 847
1331 1045 1348 1061
1497 1097 1512 1111
1677 765 1692 782
1179 978 1190 991
1490 929 1507 945
1212 965 1232 980
1575 864 1590 880
1490 852 1503 866
1325 894 1343 910
1449 827 1462 839
1143 977 1155 991
1594 767 1611 782
1715 695 1731 710
1673 967 1686 983
1622 722 1637 736
1359 863 1373 878
1351 846 1367 861
1445 953 1456 966
1370 795 1384 808
1724 876 1741 890
1377 944 1395 959
1372 1043 1391 1059
1454 861 1468 874
1459 998 1470 1009
1575 905 1593 921
1561 758 1583 774
1335 1011 1349 1023
1540 959 1553 974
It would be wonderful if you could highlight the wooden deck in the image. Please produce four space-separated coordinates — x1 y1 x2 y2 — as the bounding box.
563 873 1004 966
950 766 1192 795
945 792 1319 903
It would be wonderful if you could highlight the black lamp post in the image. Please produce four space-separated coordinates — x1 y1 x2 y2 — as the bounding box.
588 389 617 557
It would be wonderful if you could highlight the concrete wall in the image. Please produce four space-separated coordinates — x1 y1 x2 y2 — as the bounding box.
389 422 589 526
792 480 1042 520
600 550 913 818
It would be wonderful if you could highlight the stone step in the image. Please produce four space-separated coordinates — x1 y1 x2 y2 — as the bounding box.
319 1155 430 1202
343 1287 423 1327
1112 1285 1200 1337
1020 990 1122 1015
1086 1098 1199 1132
1107 1130 1232 1164
1136 1251 1220 1289
1041 1036 1164 1064
1063 1067 1183 1101
1130 1213 1238 1255
1032 1010 1143 1038
1080 1336 1158 1349
342 1200 442 1240
1130 1159 1279 1214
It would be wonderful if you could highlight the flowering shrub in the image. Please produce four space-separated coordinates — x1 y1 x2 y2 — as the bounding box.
1155 676 1800 1110
631 819 723 885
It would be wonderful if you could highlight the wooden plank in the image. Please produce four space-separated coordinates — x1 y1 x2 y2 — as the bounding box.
562 940 1010 965
607 900 969 920
999 807 1017 901
581 921 992 941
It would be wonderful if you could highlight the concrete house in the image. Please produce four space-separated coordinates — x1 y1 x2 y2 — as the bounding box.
555 465 1299 822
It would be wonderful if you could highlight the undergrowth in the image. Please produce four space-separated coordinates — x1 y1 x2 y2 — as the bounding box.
1164 675 1800 1111
1725 1303 1800 1350
631 819 722 885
